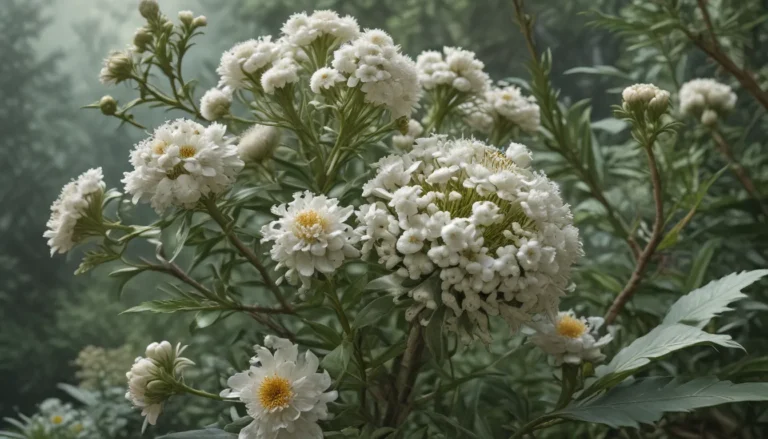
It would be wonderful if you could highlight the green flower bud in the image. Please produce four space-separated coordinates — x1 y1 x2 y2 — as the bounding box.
192 16 207 28
133 28 153 53
138 0 160 19
99 96 118 115
178 10 194 26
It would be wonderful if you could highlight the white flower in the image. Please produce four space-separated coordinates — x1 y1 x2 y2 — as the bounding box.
331 29 420 118
238 124 282 163
282 10 359 47
392 119 424 150
122 119 244 213
221 336 338 439
525 311 613 365
44 168 106 255
416 47 489 95
217 37 281 91
261 192 360 293
126 341 194 430
200 88 232 121
261 57 301 94
310 68 345 93
356 137 582 343
485 85 541 133
622 83 671 116
679 78 737 124
505 142 532 168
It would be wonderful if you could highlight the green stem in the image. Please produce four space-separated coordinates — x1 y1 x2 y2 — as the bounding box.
178 383 225 401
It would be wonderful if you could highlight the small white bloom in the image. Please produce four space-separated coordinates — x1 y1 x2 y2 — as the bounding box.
217 37 280 91
310 68 345 93
392 120 424 150
200 88 232 121
261 57 301 94
622 83 671 116
485 85 540 133
238 124 281 163
44 168 106 255
221 336 338 439
416 47 489 95
679 78 737 123
526 311 613 365
505 142 532 168
282 10 360 47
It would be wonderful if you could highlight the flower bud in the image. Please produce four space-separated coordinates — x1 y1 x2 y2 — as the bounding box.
178 10 194 26
238 124 281 163
133 28 153 53
163 20 175 32
99 51 134 85
200 88 231 121
138 0 160 19
192 16 207 28
621 83 670 121
99 95 118 115
701 109 718 126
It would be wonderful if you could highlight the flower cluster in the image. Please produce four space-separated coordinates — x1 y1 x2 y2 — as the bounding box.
261 191 361 293
621 83 670 121
330 29 420 118
356 137 582 343
525 310 613 366
32 398 94 438
75 345 136 390
126 341 194 429
217 36 283 91
463 85 541 135
392 119 424 150
281 10 360 48
416 47 489 94
44 168 106 255
122 119 244 213
221 336 338 439
679 78 737 126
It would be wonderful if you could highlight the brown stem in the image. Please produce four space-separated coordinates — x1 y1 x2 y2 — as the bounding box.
392 323 424 426
605 145 665 325
711 129 768 218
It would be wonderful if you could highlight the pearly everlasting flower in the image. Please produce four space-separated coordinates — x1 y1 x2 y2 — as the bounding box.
525 311 613 366
331 29 421 118
281 10 360 48
621 83 671 119
239 124 282 163
126 341 194 430
310 67 345 93
217 37 281 91
261 57 301 94
357 137 582 343
416 47 489 95
200 88 232 121
261 192 360 293
485 86 540 133
221 336 338 439
99 50 134 85
392 119 424 150
45 168 106 255
505 142 532 168
122 119 243 213
679 78 737 125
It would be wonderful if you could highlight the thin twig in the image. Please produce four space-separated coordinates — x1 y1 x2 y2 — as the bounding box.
710 129 768 218
605 144 664 324
392 323 424 425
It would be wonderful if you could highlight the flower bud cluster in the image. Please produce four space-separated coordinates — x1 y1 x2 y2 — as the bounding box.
621 83 670 121
679 78 737 126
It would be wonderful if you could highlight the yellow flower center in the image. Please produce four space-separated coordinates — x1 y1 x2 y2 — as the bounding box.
72 424 84 433
51 415 64 425
556 315 587 339
152 140 167 155
179 145 197 158
258 375 293 411
293 209 327 241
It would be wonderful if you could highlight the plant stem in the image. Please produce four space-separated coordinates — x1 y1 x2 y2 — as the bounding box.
392 323 424 425
605 140 664 324
178 383 225 401
710 129 768 218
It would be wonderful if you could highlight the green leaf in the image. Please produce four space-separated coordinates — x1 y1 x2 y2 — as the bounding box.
76 247 119 275
195 309 224 328
364 273 407 295
57 383 97 406
223 416 252 433
557 377 768 428
424 307 446 364
590 118 628 134
321 340 352 377
352 295 396 329
122 298 222 314
158 429 236 439
589 324 742 392
684 239 720 291
109 266 148 299
663 270 768 328
301 320 342 347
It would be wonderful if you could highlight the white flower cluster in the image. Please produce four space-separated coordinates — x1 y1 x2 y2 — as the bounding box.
221 336 338 439
281 10 360 47
45 168 106 255
331 29 420 118
392 119 424 150
126 341 194 429
261 191 361 293
463 85 541 134
679 78 737 126
356 137 582 343
621 83 670 118
123 119 244 213
525 310 612 366
217 36 282 91
416 47 490 94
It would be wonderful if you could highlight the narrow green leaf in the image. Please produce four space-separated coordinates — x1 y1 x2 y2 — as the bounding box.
424 308 446 364
321 340 352 377
352 296 395 329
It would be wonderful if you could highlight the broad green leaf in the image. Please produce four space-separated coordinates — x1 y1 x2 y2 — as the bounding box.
558 377 768 428
301 320 342 347
364 273 407 295
589 324 742 392
591 118 628 134
158 429 236 438
321 340 352 377
663 270 768 328
352 295 395 329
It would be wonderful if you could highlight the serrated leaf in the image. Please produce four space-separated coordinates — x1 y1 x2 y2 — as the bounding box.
664 270 768 328
158 429 236 439
352 295 395 329
557 377 768 428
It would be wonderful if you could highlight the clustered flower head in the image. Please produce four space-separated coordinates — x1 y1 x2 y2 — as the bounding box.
416 47 490 94
281 10 360 48
220 336 338 439
44 168 106 255
75 345 136 390
35 398 94 437
217 37 282 91
261 191 360 294
200 88 232 121
679 78 737 126
331 29 421 118
356 137 582 343
525 310 613 366
238 124 282 163
122 119 244 213
621 83 670 121
126 341 194 429
463 85 541 135
392 119 424 150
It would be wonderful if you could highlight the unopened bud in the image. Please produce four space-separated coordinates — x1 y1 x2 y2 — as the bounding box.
99 95 118 115
238 124 281 163
200 88 231 121
138 0 160 19
701 109 718 126
99 51 134 85
178 10 194 26
133 28 153 52
192 16 207 28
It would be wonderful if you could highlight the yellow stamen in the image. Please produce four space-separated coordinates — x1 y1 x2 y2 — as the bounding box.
258 375 293 411
179 145 197 158
556 315 587 339
152 141 167 155
293 209 327 241
51 415 64 425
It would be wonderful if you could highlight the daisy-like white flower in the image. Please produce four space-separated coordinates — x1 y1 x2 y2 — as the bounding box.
260 57 301 94
200 88 232 121
126 341 194 430
281 10 360 48
331 29 421 118
122 119 244 213
309 67 345 93
217 37 281 91
357 137 582 344
221 336 338 439
239 124 282 163
261 192 360 293
679 78 737 126
525 311 613 366
44 168 106 255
